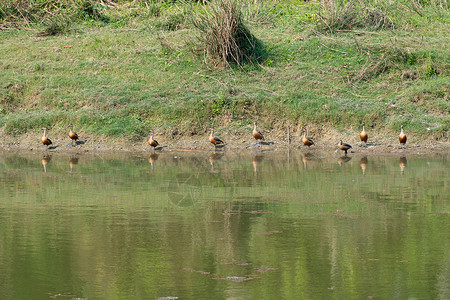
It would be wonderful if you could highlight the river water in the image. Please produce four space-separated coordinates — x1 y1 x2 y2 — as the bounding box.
0 151 448 299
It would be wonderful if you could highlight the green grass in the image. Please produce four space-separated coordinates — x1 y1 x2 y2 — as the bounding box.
0 0 449 141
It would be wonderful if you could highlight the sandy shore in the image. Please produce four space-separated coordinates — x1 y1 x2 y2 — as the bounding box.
0 129 448 156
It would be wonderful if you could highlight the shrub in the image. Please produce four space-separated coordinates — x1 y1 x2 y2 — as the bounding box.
192 0 265 67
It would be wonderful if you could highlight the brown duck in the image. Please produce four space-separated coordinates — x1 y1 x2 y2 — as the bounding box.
360 122 368 147
301 127 314 148
252 122 264 147
148 130 159 150
68 124 79 146
338 140 352 155
41 127 52 150
399 125 407 148
209 128 225 150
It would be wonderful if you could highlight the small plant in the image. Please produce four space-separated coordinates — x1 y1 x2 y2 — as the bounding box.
192 0 265 67
40 14 72 36
80 0 109 22
155 13 185 31
422 57 439 77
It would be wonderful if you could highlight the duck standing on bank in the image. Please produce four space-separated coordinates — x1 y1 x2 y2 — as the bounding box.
209 128 225 151
301 127 314 148
68 124 79 146
399 125 407 148
41 127 52 150
148 130 159 150
360 122 368 147
338 140 352 155
252 122 264 148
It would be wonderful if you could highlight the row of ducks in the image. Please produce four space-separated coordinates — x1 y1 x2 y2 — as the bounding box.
41 122 408 154
208 122 407 154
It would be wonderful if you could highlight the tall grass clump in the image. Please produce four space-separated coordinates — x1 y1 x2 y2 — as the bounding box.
192 0 265 67
0 0 109 28
316 0 394 33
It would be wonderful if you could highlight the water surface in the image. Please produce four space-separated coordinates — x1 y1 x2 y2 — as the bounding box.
0 151 449 300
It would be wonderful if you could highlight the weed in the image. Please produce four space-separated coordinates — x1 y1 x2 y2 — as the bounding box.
154 13 185 31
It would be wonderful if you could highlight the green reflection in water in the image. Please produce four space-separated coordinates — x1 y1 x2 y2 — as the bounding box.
0 151 449 300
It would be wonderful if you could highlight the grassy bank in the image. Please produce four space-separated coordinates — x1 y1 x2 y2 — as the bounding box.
0 0 449 144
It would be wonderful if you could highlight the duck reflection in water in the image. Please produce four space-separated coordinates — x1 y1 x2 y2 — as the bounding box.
360 156 368 175
338 155 352 166
209 152 223 172
41 155 51 173
302 153 314 169
399 156 407 175
69 157 79 173
148 153 159 171
253 155 264 174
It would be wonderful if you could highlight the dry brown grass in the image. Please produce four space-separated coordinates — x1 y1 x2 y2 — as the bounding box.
192 0 264 67
316 0 394 33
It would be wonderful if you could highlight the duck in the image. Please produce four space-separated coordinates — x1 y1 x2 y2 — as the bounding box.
301 127 314 148
68 124 79 146
399 125 407 148
252 122 264 148
338 140 352 155
360 122 368 147
148 130 159 150
209 128 225 151
41 127 52 150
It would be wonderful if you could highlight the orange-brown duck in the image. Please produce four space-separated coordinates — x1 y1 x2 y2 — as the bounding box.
252 122 264 148
301 127 314 148
148 130 159 150
68 124 79 146
399 125 407 148
209 128 225 151
338 140 352 155
360 122 368 147
41 127 52 150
